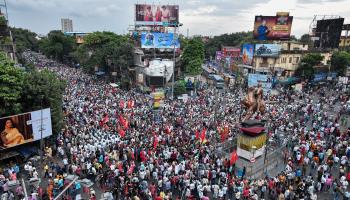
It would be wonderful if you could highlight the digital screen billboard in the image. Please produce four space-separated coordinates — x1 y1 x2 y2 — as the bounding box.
241 44 254 66
314 18 344 49
248 74 273 91
255 44 281 57
141 32 180 49
0 108 52 150
253 14 293 40
135 4 179 26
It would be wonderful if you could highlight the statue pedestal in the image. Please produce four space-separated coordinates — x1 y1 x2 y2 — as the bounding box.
237 120 267 161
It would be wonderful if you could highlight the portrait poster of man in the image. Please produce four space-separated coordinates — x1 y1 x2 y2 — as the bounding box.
253 14 293 40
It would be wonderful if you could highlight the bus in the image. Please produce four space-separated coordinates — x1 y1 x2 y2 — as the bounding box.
211 75 225 89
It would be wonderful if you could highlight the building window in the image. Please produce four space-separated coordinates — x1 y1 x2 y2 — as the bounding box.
281 57 286 63
289 57 292 63
294 57 300 64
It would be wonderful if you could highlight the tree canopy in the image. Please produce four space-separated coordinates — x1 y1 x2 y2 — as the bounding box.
295 53 324 79
331 51 350 76
0 51 66 134
73 31 134 83
11 27 39 54
38 30 76 61
203 31 254 59
182 38 204 76
0 52 24 116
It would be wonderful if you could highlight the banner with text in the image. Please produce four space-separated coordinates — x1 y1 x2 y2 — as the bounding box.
141 32 180 49
253 14 293 40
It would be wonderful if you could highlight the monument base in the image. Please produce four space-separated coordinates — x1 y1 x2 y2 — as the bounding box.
237 145 266 161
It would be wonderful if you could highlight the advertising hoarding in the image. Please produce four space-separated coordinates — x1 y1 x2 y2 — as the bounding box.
248 73 273 91
215 51 223 61
255 44 281 57
0 108 52 150
314 18 344 48
241 44 254 66
222 47 240 58
152 91 165 109
135 4 179 26
141 32 180 49
253 14 293 40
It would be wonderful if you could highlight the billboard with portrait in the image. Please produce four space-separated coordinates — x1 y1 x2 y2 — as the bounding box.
0 108 52 150
255 44 281 57
215 51 223 61
135 4 179 26
141 32 180 49
248 74 273 91
253 14 293 40
241 44 254 66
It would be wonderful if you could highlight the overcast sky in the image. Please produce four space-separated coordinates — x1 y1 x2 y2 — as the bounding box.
6 0 350 37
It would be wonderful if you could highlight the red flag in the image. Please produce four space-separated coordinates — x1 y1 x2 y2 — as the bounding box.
230 151 238 165
221 131 226 142
119 129 125 138
102 114 109 124
200 128 206 142
127 100 132 109
195 130 199 140
153 136 159 149
119 115 125 125
124 119 129 129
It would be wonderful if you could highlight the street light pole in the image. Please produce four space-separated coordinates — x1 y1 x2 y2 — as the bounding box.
171 27 176 100
171 23 182 99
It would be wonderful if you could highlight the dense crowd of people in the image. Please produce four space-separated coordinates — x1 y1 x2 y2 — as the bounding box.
1 51 350 199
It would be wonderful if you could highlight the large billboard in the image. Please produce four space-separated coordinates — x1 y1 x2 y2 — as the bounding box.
255 44 281 57
141 32 180 49
222 47 240 58
314 18 344 49
241 44 254 66
0 108 52 150
253 14 293 40
248 74 273 91
135 4 179 26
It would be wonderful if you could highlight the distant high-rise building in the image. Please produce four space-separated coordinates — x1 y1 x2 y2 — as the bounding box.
61 18 73 33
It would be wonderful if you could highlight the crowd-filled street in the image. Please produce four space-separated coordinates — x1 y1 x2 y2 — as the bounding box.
0 51 349 200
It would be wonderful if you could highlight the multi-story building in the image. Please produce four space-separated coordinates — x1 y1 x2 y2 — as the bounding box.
253 41 332 77
61 18 73 33
339 36 350 47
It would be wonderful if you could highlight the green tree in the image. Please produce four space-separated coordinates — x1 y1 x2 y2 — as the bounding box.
331 51 350 76
182 38 204 76
174 80 186 96
203 31 255 59
0 52 24 116
11 27 39 54
20 70 66 133
39 30 76 61
73 31 134 81
295 53 324 79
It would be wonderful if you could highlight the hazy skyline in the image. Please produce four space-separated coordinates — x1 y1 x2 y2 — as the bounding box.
6 0 350 37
